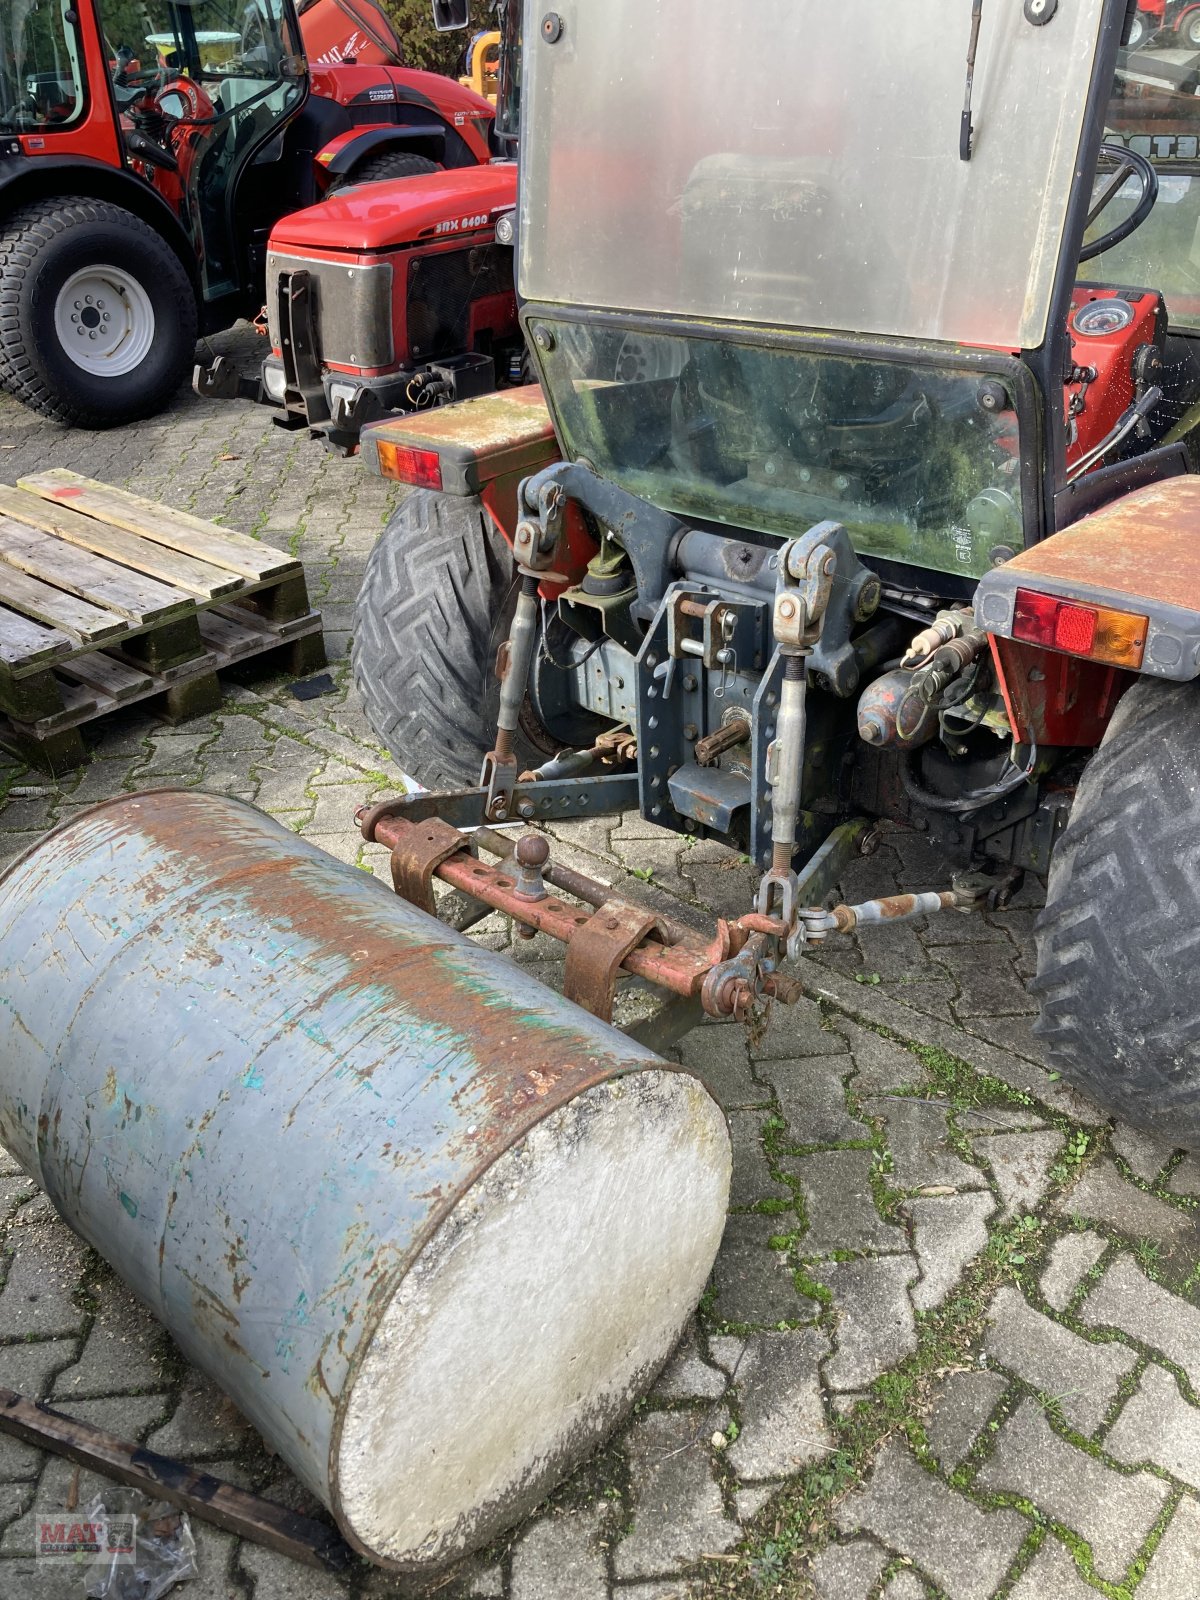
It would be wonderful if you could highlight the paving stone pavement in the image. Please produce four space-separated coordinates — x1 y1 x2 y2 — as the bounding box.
2 365 1200 1599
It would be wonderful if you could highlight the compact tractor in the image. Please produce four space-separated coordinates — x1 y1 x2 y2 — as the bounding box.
17 2 1200 1567
0 0 496 427
341 0 1200 1143
196 0 521 452
1128 0 1200 47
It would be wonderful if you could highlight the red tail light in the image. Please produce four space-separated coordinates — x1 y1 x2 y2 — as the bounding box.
374 442 443 489
1012 587 1146 669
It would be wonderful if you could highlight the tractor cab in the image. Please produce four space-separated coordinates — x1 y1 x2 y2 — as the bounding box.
110 0 308 300
514 0 1200 594
1 0 307 300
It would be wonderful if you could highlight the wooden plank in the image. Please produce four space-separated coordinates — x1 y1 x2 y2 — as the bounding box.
109 644 218 687
0 517 190 625
271 610 323 642
58 651 152 703
199 608 269 660
0 562 125 644
11 677 99 733
0 608 74 672
17 471 301 583
0 485 243 602
0 1387 353 1571
203 605 323 648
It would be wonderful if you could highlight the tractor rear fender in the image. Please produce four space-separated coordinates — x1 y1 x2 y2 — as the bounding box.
975 474 1200 745
360 387 597 593
0 153 198 295
315 123 446 178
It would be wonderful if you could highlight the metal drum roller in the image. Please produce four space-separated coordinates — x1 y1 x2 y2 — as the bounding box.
0 791 731 1572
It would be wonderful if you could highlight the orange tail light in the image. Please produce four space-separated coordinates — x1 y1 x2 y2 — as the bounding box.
374 441 443 489
1012 588 1147 670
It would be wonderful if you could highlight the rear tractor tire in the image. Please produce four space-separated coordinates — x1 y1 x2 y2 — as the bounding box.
334 152 439 190
0 196 196 427
1034 677 1200 1143
353 489 557 790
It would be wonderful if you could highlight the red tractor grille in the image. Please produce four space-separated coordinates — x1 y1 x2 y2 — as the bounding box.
406 244 514 363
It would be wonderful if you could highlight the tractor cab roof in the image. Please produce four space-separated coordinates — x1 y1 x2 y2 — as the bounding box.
518 0 1107 353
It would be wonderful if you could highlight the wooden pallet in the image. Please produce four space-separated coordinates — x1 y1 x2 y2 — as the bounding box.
0 470 325 772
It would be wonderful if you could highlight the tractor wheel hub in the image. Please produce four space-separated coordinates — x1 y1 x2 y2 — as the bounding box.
54 265 154 377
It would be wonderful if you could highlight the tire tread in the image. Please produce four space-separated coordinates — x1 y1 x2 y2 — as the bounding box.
0 196 196 426
352 489 531 789
334 152 439 189
1034 677 1200 1139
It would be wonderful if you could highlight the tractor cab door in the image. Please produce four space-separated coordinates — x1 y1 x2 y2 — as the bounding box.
0 0 98 146
100 0 306 302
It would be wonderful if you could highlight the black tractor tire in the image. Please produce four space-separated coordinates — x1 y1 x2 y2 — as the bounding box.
0 196 197 427
1033 677 1200 1142
333 152 439 190
1185 10 1200 48
352 489 556 789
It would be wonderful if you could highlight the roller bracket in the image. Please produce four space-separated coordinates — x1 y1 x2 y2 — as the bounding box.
564 901 664 1021
701 931 773 1023
389 818 471 914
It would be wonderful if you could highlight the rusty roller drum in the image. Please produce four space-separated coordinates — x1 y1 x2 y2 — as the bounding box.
0 791 730 1572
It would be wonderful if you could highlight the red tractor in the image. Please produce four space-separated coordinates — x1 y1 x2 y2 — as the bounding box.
1126 0 1200 47
0 0 495 427
196 0 522 452
343 0 1200 1145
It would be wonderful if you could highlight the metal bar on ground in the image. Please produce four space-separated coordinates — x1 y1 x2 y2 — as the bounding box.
0 1388 353 1571
794 818 873 907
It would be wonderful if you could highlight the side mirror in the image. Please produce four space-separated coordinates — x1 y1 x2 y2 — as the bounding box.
432 0 469 29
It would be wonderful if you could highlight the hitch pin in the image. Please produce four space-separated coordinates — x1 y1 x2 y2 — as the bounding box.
713 612 738 699
713 645 737 699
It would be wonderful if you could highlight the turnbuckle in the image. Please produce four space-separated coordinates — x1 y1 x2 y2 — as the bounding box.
480 480 569 821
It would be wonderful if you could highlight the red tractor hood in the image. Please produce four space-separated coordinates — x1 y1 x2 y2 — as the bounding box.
269 164 517 254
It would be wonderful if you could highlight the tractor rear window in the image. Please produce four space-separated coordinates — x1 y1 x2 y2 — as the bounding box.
0 0 84 129
519 0 1105 352
531 319 1026 582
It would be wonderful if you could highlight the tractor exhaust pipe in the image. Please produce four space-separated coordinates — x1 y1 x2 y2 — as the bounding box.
0 792 730 1573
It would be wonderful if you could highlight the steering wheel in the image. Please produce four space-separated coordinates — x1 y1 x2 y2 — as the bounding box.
149 75 218 128
1079 142 1159 262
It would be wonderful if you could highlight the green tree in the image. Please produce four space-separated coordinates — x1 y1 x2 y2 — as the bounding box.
378 0 463 73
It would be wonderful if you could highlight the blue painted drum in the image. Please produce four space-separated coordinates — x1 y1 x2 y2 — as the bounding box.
0 791 731 1571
